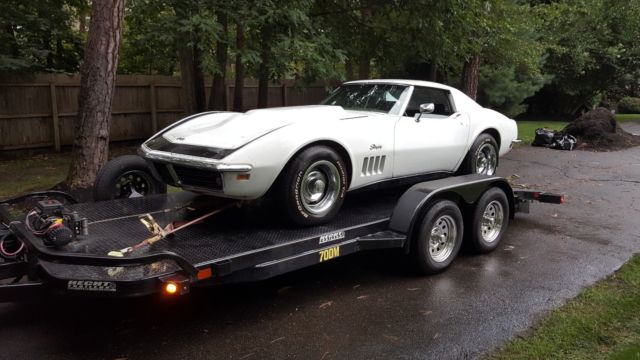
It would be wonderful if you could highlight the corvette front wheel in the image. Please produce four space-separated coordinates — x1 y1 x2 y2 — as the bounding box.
278 146 347 226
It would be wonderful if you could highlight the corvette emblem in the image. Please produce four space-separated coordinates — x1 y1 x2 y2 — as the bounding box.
370 144 382 150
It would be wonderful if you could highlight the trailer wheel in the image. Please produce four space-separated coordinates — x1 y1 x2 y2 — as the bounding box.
412 200 464 274
468 187 510 253
93 155 167 201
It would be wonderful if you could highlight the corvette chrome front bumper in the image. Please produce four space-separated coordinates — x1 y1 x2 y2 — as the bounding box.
139 144 253 172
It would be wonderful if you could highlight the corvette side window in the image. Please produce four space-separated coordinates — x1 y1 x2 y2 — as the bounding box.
405 87 453 117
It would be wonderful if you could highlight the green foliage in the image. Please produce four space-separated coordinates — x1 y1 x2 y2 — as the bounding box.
479 64 549 117
530 0 640 113
0 0 86 73
617 97 640 114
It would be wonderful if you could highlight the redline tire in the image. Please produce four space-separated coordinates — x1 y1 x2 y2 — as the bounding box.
412 200 464 274
278 146 347 226
93 155 167 201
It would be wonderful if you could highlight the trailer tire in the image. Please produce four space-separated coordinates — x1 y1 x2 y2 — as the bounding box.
412 200 463 274
93 155 166 201
468 187 510 253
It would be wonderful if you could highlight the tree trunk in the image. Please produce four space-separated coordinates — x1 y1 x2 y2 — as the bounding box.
179 45 198 114
428 62 437 82
64 0 125 193
358 57 370 79
233 21 245 112
208 11 228 111
5 24 19 57
257 28 272 109
461 54 481 100
176 1 206 114
193 28 206 112
345 58 354 80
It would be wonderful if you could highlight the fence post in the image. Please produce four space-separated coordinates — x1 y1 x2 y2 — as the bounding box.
150 84 158 134
226 85 232 111
49 83 61 152
282 84 287 107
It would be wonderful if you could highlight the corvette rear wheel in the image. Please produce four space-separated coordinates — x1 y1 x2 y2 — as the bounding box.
278 146 347 226
461 134 499 176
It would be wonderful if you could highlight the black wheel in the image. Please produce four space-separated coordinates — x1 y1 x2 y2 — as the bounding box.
278 146 347 226
460 134 499 175
411 200 464 274
93 155 167 201
468 187 510 253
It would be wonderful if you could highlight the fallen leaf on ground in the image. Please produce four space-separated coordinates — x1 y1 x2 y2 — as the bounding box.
319 301 333 309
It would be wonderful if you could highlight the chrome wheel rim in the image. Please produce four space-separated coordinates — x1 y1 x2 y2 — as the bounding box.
428 215 457 262
475 143 497 175
300 160 341 216
481 200 504 243
115 170 154 198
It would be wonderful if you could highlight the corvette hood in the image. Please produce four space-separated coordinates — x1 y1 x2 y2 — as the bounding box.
158 105 351 149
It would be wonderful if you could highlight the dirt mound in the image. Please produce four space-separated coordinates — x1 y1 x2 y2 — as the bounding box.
563 107 640 151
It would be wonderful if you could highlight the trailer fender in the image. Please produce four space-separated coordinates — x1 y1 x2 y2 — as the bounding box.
388 175 514 254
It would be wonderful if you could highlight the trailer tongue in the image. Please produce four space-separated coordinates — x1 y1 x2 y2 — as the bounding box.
0 175 563 302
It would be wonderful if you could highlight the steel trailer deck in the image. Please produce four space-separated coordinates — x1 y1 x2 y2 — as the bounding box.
0 175 562 301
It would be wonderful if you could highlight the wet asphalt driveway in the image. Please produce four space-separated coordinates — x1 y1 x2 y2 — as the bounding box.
1 123 639 360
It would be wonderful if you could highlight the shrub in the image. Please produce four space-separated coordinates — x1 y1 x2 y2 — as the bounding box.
617 97 640 114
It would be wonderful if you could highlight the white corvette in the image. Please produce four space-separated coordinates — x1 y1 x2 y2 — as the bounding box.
140 79 517 225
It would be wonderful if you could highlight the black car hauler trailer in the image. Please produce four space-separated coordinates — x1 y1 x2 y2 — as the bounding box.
0 174 562 302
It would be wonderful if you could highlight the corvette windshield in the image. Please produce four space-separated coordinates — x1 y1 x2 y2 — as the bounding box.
321 84 408 114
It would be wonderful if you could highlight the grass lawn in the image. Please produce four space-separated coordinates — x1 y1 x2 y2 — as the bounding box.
0 146 139 199
516 121 568 144
490 254 640 360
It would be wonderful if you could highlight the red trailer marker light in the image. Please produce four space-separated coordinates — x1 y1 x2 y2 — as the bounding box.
197 268 212 280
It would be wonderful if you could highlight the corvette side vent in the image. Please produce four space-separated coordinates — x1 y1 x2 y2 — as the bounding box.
361 155 386 176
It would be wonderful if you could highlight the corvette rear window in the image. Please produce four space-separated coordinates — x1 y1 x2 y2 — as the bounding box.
321 84 408 114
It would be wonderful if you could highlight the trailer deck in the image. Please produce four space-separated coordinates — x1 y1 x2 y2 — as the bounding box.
0 175 563 301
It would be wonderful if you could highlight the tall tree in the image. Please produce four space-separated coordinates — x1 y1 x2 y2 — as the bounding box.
208 10 228 111
175 0 206 114
232 21 245 112
64 0 125 193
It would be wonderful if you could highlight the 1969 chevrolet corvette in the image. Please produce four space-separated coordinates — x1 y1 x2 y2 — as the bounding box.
139 79 518 225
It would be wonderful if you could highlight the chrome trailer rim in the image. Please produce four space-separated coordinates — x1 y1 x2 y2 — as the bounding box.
481 200 504 243
300 160 341 216
476 143 497 175
428 215 457 262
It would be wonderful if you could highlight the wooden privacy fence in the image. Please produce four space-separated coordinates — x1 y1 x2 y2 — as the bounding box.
0 74 333 152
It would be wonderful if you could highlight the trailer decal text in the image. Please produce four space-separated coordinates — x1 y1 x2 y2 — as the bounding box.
319 246 340 262
319 231 345 244
67 280 117 292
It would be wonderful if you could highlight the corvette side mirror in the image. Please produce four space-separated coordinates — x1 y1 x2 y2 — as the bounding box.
415 103 435 122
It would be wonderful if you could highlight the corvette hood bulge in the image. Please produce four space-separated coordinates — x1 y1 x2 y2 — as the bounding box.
159 105 350 149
